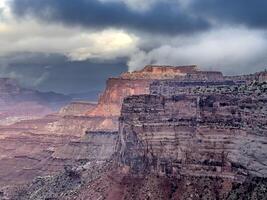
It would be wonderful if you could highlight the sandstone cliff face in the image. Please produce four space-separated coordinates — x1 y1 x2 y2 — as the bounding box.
87 78 151 117
119 83 267 179
87 65 223 121
59 101 96 116
86 66 199 131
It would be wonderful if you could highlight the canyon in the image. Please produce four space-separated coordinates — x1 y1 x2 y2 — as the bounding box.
0 65 266 199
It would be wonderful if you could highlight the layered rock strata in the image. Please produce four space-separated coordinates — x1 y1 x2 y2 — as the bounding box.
119 83 267 179
5 69 267 200
86 65 227 133
52 131 118 162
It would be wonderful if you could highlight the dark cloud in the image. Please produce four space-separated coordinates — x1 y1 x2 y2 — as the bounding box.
0 53 127 95
9 0 267 35
191 0 267 29
9 0 210 35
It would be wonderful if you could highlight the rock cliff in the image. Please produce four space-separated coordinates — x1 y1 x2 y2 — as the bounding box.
85 65 206 133
117 82 267 199
2 66 267 200
86 65 227 130
59 101 96 116
87 78 150 117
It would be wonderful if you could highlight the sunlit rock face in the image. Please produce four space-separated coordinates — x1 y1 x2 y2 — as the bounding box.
87 78 150 117
58 101 96 116
87 65 224 119
86 65 204 132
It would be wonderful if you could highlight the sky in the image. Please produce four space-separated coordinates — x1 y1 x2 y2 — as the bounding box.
0 0 267 94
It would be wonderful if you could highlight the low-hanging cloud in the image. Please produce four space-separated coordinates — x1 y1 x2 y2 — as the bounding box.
128 28 267 75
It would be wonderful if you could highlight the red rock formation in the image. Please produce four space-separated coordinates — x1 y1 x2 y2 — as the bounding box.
121 65 198 79
58 101 96 116
87 78 151 117
87 65 218 118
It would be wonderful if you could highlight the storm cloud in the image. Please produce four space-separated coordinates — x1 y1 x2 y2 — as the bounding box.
9 0 267 34
0 0 267 94
191 0 267 29
9 0 210 35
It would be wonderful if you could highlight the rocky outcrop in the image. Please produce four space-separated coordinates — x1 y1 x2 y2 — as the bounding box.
86 65 203 130
59 101 96 116
87 78 151 117
121 65 198 79
87 65 226 122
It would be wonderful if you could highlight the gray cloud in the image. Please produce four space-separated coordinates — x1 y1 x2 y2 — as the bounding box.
191 0 267 29
1 0 267 93
9 0 210 35
9 0 267 35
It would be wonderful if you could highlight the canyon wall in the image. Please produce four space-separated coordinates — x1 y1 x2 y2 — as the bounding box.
52 131 118 162
119 82 267 181
86 65 203 132
5 67 267 200
86 65 226 131
87 78 151 117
